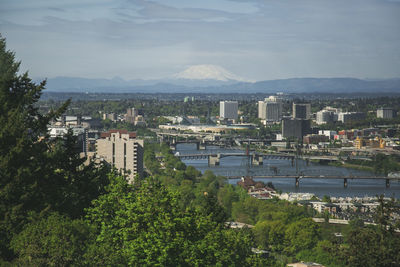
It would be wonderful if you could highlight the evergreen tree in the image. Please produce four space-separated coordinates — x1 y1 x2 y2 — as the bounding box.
0 36 109 261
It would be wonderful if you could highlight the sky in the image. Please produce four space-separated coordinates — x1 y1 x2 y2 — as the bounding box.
0 0 400 81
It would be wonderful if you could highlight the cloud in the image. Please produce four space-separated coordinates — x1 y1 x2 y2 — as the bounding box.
0 0 399 81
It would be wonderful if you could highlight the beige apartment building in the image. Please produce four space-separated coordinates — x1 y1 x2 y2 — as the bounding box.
96 130 144 183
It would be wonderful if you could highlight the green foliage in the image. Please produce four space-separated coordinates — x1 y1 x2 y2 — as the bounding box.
322 195 331 203
85 174 260 266
295 240 344 267
284 218 321 255
10 212 91 266
217 184 241 217
344 226 400 267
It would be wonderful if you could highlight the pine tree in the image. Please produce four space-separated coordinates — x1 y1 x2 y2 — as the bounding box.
0 36 109 261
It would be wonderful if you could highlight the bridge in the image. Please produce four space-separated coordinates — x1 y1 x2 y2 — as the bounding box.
174 151 345 166
226 175 397 188
174 152 295 167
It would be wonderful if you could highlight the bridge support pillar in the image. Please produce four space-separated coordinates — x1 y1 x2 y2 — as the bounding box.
252 154 263 166
295 177 299 187
386 179 390 188
196 142 200 150
199 143 206 150
306 158 310 166
344 178 348 188
208 154 220 166
291 158 294 167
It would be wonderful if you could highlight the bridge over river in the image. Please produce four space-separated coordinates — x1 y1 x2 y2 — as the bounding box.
225 175 396 188
174 152 346 166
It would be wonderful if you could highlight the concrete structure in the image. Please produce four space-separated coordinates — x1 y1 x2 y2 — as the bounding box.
258 101 266 119
282 118 311 140
337 112 365 123
125 107 139 124
354 136 385 149
316 110 335 125
258 96 283 122
127 107 138 118
96 130 144 183
103 112 117 122
377 107 395 119
220 101 238 121
318 130 337 140
293 103 311 119
125 107 146 126
303 134 329 144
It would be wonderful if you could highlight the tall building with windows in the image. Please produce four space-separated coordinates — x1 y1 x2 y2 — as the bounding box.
282 118 311 140
316 110 334 125
293 103 311 119
220 101 238 121
377 107 394 119
96 129 144 183
258 96 283 122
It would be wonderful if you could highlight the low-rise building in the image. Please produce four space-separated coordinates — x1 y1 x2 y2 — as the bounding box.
337 112 365 123
303 134 329 144
318 130 337 140
377 107 395 119
103 112 117 122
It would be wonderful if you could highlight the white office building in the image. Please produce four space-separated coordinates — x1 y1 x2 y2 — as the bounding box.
316 110 335 125
258 96 283 122
220 101 238 121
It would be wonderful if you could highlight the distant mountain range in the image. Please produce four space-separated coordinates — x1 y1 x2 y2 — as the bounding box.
40 76 400 94
37 65 400 94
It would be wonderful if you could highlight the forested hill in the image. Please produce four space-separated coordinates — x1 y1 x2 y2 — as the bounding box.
43 76 400 93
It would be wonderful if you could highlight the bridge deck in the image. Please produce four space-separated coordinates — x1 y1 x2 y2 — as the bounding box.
226 175 395 180
176 153 294 158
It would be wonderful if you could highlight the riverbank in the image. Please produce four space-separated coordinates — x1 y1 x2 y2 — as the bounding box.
328 161 375 173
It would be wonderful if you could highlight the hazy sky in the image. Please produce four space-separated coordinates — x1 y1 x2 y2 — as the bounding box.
1 0 400 81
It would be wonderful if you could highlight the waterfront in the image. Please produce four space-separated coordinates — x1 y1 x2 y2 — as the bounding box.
176 143 400 198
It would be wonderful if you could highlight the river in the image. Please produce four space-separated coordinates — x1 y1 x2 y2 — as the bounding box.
176 143 400 198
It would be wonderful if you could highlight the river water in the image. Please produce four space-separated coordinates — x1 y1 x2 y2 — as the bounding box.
176 143 400 198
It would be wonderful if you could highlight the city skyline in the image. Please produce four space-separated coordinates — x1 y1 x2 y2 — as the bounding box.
1 0 400 81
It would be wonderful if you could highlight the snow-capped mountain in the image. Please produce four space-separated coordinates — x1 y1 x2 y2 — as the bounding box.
173 64 249 82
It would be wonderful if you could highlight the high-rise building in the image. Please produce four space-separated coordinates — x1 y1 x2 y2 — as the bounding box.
258 101 266 119
293 103 311 119
282 118 311 140
220 101 238 121
377 107 394 119
258 96 283 122
316 110 334 125
96 130 144 183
